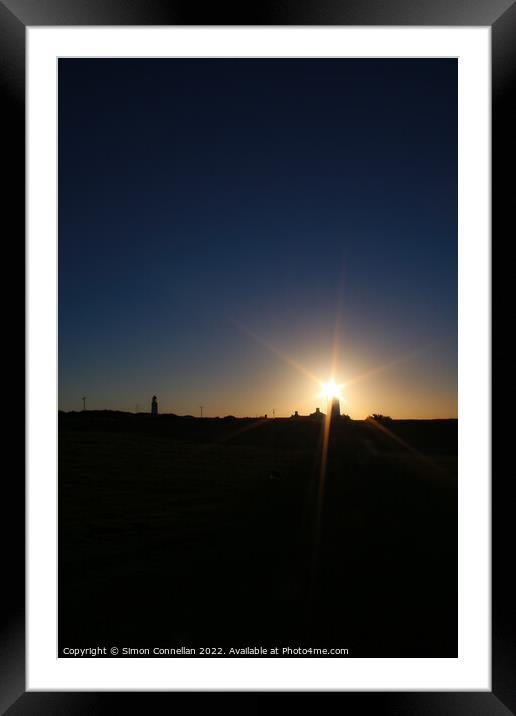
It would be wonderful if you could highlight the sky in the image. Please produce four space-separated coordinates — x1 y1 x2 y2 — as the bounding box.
58 58 457 419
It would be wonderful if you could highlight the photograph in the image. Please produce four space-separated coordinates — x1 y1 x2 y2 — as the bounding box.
57 57 458 658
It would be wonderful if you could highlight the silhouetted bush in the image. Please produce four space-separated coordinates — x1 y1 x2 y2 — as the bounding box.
368 414 393 423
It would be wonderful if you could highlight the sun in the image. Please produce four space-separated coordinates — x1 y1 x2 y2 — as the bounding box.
318 379 343 401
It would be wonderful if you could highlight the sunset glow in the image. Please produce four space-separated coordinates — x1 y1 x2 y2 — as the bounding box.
58 59 457 419
319 380 343 401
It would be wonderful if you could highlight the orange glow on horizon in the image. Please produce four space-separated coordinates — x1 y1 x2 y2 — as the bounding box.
226 317 455 420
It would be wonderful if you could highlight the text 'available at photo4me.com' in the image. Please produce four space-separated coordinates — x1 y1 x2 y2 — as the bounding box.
61 645 351 657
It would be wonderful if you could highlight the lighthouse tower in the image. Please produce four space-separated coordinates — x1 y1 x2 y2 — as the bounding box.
330 397 341 418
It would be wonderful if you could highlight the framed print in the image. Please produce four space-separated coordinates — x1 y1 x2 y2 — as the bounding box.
2 0 511 710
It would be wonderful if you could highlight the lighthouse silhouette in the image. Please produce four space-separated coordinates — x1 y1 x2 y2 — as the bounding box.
330 397 341 419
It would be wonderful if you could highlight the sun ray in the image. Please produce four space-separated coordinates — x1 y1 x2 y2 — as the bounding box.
342 344 432 391
305 407 333 629
365 415 441 470
230 317 322 387
330 289 344 383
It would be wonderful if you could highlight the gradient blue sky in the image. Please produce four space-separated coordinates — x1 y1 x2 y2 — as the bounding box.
58 58 457 418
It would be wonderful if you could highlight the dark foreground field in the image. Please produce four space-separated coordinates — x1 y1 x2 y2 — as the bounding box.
59 412 457 657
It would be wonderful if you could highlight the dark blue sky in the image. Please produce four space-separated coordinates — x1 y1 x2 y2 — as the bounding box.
59 59 457 418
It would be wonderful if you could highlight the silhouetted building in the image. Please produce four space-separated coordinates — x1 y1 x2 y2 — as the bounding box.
151 395 158 416
309 407 325 420
330 397 341 418
291 410 300 418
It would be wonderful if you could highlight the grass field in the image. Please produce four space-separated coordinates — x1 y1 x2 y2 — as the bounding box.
59 412 457 656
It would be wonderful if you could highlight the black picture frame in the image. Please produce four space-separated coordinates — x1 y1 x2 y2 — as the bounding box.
4 0 509 711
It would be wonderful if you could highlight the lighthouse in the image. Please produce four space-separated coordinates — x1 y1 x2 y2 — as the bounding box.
330 397 341 418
